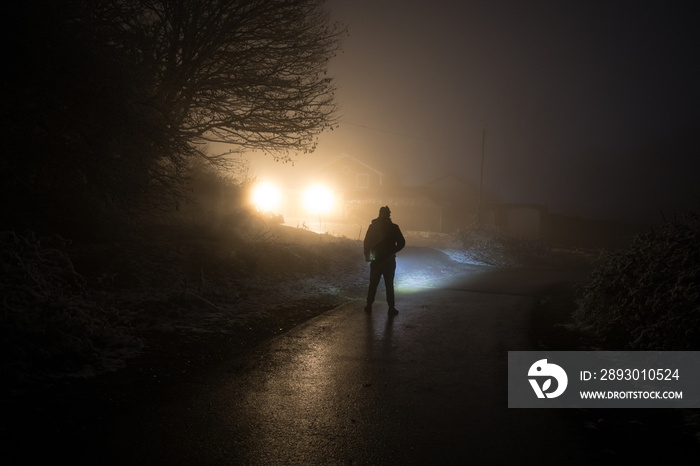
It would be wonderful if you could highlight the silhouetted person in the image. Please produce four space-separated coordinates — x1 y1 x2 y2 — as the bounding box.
364 206 405 315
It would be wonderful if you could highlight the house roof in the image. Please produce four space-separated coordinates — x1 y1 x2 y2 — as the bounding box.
315 153 385 176
347 186 442 207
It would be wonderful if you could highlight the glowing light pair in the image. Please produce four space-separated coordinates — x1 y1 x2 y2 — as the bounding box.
251 182 334 214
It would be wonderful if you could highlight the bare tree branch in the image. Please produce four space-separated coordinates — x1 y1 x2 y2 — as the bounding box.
114 0 343 160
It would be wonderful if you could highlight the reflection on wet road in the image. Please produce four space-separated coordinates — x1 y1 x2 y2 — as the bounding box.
110 265 598 464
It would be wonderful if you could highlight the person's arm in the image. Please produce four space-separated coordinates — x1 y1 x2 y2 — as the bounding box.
394 225 406 254
363 224 374 261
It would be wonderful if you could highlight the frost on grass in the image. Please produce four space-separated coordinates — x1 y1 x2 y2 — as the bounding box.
575 214 700 350
0 223 368 385
447 224 560 267
1 219 583 386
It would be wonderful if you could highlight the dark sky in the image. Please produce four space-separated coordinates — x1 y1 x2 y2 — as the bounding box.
312 0 698 222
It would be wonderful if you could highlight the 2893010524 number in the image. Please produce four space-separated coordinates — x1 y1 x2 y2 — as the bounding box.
600 368 680 381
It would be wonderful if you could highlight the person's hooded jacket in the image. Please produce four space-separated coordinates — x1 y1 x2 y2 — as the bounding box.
363 213 405 262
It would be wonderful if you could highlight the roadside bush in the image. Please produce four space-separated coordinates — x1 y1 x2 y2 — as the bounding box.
451 223 553 267
0 231 141 384
575 214 700 350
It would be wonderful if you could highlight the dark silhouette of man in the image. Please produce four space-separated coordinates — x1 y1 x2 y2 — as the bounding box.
364 206 405 315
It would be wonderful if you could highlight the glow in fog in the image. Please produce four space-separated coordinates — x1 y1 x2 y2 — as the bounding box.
251 182 282 213
303 185 334 214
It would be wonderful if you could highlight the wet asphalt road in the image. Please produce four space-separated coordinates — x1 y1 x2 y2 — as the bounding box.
102 263 599 465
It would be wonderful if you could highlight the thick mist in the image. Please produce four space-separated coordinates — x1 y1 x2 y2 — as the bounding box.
299 0 699 225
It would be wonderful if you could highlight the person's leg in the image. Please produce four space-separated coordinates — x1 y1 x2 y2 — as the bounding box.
384 259 397 310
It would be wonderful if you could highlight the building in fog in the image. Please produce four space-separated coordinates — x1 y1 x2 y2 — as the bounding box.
420 174 482 233
315 153 386 192
480 203 547 240
313 154 445 232
279 154 561 238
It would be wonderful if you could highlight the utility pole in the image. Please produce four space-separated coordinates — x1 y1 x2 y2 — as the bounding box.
476 126 487 224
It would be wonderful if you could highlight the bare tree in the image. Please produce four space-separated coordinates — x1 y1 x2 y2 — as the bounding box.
113 0 343 161
2 0 343 230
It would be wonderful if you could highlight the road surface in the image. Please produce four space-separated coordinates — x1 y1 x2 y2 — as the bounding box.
102 259 601 465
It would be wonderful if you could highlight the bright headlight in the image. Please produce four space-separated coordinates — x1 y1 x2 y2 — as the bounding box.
303 185 333 214
251 182 281 213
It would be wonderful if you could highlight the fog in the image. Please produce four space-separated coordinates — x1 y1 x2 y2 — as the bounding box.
255 0 699 225
3 2 699 463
